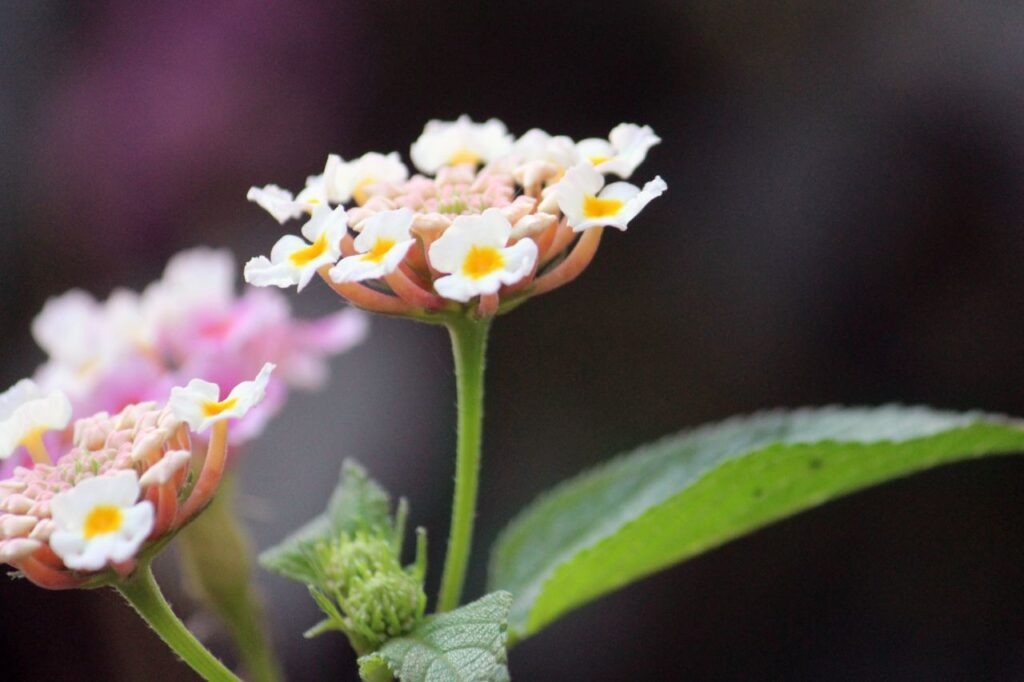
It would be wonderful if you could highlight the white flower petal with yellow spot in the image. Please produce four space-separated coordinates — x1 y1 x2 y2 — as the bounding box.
554 163 667 232
244 206 348 291
575 123 661 179
332 152 408 206
428 208 538 303
329 208 417 283
410 116 514 174
0 380 72 459
169 362 275 433
49 470 154 571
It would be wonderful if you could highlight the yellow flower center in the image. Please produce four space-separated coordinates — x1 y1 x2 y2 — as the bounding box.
462 246 504 279
352 176 376 206
289 232 329 267
362 238 396 264
582 195 624 219
448 149 482 166
84 505 123 539
202 396 239 418
589 155 610 166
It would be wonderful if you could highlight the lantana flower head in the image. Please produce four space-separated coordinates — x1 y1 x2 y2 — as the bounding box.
0 367 270 588
16 247 367 476
245 115 666 320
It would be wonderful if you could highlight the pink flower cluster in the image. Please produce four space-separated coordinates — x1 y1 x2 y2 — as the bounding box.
14 247 367 476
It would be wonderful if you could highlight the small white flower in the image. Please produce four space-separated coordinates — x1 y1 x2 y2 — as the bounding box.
553 163 667 232
512 128 580 169
329 208 417 283
244 206 348 291
49 471 154 571
575 123 661 179
428 208 538 302
140 247 236 332
169 362 275 433
0 380 72 459
31 291 120 381
410 115 514 174
332 152 409 205
247 156 343 223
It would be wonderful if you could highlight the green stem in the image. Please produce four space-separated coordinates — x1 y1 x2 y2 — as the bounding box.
177 474 283 682
117 562 240 682
437 315 491 612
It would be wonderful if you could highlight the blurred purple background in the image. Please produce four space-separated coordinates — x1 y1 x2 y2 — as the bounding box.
2 1 1024 679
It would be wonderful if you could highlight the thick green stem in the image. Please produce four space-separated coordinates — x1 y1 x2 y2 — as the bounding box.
177 474 283 682
437 315 490 612
117 562 240 682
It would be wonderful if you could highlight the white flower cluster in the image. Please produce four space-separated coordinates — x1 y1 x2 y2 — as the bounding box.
245 116 666 310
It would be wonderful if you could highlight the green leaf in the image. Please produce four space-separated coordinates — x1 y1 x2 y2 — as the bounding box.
260 459 396 584
358 591 512 682
488 406 1024 642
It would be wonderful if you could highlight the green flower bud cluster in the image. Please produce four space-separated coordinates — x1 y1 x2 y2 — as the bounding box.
308 528 427 652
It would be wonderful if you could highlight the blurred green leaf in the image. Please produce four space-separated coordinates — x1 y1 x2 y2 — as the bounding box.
489 406 1024 642
260 459 395 585
358 591 512 682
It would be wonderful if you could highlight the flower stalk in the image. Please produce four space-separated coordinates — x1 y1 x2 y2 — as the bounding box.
437 315 490 612
117 560 241 682
177 473 283 682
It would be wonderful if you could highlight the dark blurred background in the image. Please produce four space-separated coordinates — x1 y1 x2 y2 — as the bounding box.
2 1 1024 679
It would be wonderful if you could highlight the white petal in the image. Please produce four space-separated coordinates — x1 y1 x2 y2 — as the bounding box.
599 175 667 231
353 208 414 251
224 362 275 414
410 115 513 174
575 138 616 164
109 502 155 563
0 384 72 459
433 274 482 303
49 470 143 540
496 239 538 285
602 123 661 178
247 184 303 223
427 229 471 274
169 379 221 431
31 290 111 368
243 256 298 289
329 239 415 283
552 163 605 229
170 364 275 433
332 151 409 203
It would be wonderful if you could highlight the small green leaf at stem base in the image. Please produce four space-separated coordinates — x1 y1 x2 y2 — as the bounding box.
488 406 1024 642
357 591 513 682
260 459 396 585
